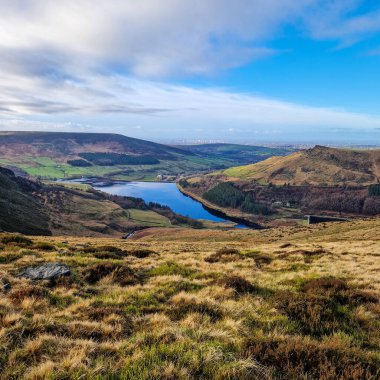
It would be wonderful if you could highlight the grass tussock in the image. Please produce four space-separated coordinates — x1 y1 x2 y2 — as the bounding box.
218 275 262 296
0 221 379 379
83 262 141 286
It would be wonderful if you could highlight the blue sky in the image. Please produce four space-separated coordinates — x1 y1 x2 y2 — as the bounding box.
0 0 380 145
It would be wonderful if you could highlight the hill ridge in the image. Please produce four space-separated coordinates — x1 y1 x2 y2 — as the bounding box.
223 145 380 186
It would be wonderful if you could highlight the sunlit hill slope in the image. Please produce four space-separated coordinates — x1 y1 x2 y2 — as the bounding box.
223 145 380 186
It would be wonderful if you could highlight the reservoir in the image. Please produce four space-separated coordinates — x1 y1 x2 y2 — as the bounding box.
91 181 248 228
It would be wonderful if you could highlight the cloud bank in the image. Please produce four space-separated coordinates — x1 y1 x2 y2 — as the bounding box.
0 0 379 143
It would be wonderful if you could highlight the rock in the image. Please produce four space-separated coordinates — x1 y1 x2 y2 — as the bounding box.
2 283 11 293
18 263 71 280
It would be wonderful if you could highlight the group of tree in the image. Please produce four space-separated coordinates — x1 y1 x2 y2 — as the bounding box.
203 182 271 216
78 152 159 166
67 159 92 167
368 184 380 197
148 202 203 228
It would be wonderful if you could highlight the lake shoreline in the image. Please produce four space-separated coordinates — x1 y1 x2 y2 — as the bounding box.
57 178 253 228
177 184 263 229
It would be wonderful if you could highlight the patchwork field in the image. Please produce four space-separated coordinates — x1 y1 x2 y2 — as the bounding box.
0 132 292 181
0 217 379 379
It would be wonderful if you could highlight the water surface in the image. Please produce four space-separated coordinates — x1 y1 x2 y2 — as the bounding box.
93 181 247 227
96 182 226 221
62 179 249 228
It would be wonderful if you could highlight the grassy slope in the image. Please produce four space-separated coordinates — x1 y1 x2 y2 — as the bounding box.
223 145 380 186
0 132 292 180
177 146 380 227
41 189 172 236
0 168 51 235
0 217 379 378
0 167 172 236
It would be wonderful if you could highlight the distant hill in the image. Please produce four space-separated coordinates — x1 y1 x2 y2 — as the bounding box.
0 131 190 159
222 145 380 186
0 132 293 180
177 143 294 166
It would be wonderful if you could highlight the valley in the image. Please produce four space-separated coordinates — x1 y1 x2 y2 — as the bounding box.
1 135 380 379
2 3 380 379
0 166 234 237
0 132 292 181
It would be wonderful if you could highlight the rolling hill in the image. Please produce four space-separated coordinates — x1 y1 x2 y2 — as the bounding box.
222 145 380 186
0 131 194 180
0 131 188 159
180 146 380 226
0 132 292 180
177 143 294 167
0 166 178 236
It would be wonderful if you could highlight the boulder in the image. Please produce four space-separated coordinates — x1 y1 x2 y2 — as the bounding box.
19 263 71 280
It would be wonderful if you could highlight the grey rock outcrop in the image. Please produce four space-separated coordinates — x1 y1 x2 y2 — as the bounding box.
19 263 71 280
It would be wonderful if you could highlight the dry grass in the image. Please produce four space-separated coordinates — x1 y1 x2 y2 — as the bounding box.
0 218 379 379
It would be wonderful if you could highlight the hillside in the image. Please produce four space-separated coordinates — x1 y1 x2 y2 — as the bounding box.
0 167 178 236
0 131 188 160
0 132 193 180
0 217 379 378
222 145 380 186
0 132 291 181
177 143 294 167
0 167 51 235
179 146 380 226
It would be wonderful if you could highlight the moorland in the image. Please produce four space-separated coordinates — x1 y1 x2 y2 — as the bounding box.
180 145 380 227
0 132 292 181
1 134 380 379
0 218 379 379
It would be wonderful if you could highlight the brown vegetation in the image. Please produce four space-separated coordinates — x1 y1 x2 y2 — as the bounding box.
0 217 379 378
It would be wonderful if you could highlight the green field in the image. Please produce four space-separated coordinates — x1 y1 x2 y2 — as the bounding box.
127 209 171 227
0 132 294 180
4 155 229 180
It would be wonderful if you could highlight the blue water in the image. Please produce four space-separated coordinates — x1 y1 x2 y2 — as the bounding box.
61 179 249 228
95 182 224 221
93 181 247 227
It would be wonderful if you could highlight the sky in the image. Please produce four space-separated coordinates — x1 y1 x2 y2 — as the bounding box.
0 0 380 145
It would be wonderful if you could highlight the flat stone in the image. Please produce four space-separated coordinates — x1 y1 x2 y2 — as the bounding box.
19 263 71 280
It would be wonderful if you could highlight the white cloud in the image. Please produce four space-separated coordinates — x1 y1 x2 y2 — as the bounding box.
0 0 377 80
0 0 313 77
0 73 380 142
302 1 380 45
0 1 379 143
